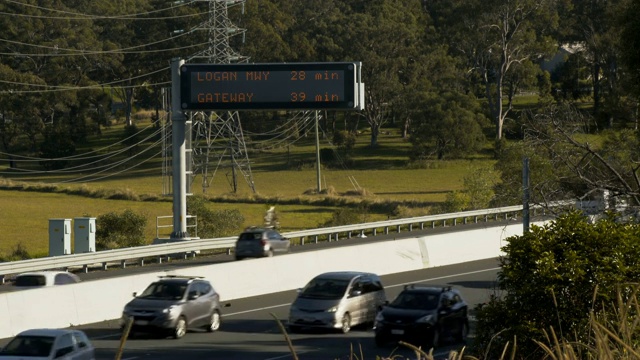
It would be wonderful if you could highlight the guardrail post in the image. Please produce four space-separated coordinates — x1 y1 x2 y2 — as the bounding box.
158 256 163 264
385 226 389 234
348 231 352 239
102 262 108 271
120 260 127 269
454 219 457 226
373 228 377 236
140 259 145 267
328 234 332 242
420 223 424 230
0 275 4 284
409 224 413 231
432 222 435 228
443 220 447 227
314 235 319 243
83 264 89 273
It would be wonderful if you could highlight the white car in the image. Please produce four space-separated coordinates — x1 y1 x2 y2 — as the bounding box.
0 328 95 359
13 271 81 288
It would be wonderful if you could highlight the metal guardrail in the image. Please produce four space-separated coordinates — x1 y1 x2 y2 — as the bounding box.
0 205 538 281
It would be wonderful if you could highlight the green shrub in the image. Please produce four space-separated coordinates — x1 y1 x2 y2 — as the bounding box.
95 209 147 250
187 195 245 238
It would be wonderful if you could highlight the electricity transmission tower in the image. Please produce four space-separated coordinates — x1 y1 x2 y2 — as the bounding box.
163 0 255 196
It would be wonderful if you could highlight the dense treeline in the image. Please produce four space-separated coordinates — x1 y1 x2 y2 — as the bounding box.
1 0 640 206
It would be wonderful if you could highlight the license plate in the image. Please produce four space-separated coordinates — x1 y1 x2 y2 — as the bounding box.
391 329 404 335
135 320 149 326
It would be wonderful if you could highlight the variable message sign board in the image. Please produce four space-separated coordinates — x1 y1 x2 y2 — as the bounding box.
180 62 361 110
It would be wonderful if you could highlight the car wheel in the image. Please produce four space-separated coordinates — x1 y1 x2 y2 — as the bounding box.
374 334 386 347
340 313 351 334
173 316 187 339
288 325 302 333
206 311 221 332
456 320 469 342
427 327 440 349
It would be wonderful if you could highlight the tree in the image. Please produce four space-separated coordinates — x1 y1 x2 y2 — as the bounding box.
339 0 429 147
473 211 640 358
502 103 640 207
410 91 488 160
427 0 559 142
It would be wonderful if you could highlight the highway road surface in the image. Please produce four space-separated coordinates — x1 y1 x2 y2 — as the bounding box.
0 258 502 360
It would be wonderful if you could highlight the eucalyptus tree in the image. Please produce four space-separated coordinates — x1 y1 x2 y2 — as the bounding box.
493 102 640 208
0 0 107 151
337 0 428 147
560 0 631 127
409 90 488 160
618 0 640 99
426 0 559 143
235 0 296 62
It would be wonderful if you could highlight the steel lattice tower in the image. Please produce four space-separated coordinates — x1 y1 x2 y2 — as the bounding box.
188 0 255 194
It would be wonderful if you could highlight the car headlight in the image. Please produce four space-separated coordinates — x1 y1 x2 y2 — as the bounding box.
416 314 433 323
162 305 177 314
326 306 338 313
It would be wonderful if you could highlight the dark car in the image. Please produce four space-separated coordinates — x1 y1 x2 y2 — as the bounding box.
374 284 469 348
120 275 228 339
234 227 290 260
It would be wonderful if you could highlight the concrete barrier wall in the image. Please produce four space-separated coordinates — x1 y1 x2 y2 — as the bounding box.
0 221 538 339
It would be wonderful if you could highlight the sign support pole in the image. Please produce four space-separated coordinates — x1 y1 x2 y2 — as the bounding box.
315 110 322 193
171 58 189 239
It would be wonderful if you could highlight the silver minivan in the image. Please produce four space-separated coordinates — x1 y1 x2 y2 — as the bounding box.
288 271 386 333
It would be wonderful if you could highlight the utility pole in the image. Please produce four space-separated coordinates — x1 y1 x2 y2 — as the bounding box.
523 157 530 233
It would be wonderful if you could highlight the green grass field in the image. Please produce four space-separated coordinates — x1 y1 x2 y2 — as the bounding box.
0 116 495 258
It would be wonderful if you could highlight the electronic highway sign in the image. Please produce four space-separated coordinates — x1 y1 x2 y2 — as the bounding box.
180 62 363 111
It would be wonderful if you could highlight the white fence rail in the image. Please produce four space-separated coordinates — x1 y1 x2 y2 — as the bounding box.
0 205 543 281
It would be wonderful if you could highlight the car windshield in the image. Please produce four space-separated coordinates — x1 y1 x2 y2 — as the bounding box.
138 282 186 300
0 335 54 357
390 292 439 310
299 278 350 299
14 275 47 287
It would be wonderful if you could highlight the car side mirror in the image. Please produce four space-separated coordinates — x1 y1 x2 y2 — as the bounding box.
188 293 199 300
132 292 137 297
350 289 362 297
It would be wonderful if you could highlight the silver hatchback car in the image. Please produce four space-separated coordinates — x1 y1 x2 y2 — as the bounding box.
0 328 95 360
120 275 227 339
288 271 387 333
234 227 291 260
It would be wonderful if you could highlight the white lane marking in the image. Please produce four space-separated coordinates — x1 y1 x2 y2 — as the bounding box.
91 267 498 339
226 303 290 317
263 350 315 360
386 267 500 289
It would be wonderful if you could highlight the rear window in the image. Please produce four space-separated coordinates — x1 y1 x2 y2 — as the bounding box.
238 232 262 241
14 275 47 287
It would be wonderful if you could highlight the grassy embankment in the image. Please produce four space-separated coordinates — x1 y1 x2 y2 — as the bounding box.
0 114 495 258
